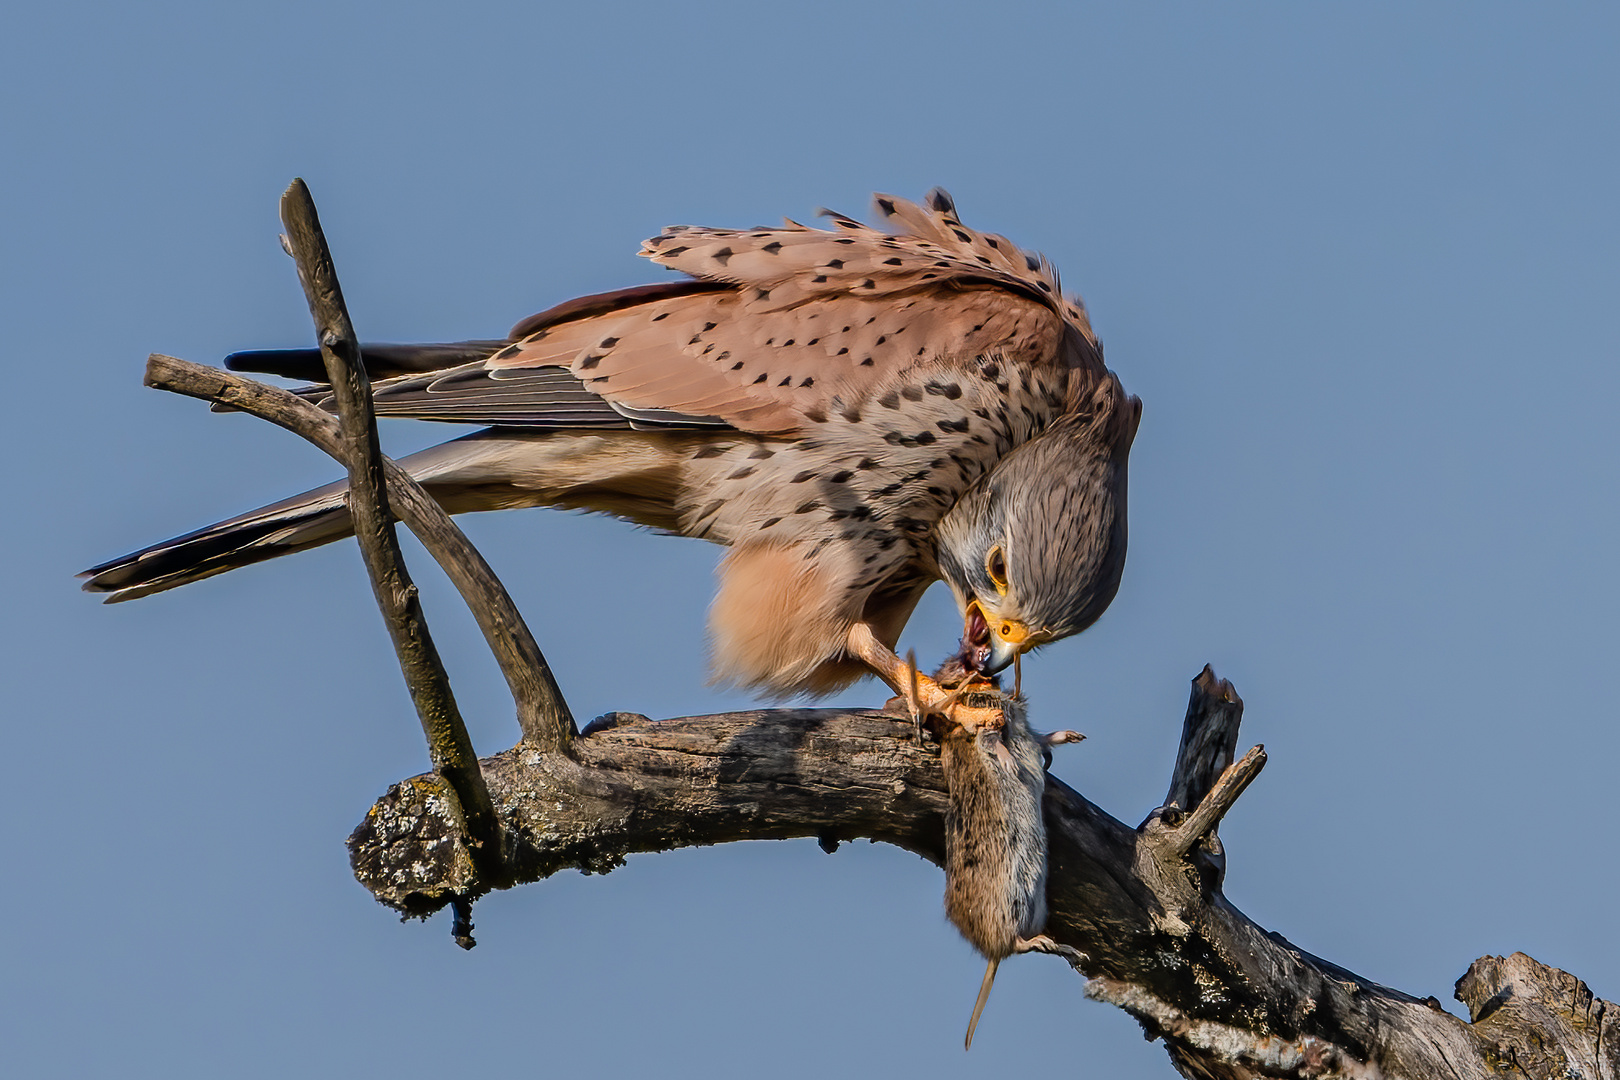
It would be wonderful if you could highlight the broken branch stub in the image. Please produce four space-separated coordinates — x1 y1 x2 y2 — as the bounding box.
1165 664 1244 814
1163 743 1266 860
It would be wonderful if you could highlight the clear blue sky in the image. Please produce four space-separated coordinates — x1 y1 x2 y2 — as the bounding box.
5 4 1616 1077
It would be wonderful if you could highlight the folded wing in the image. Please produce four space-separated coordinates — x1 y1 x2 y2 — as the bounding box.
229 191 1091 436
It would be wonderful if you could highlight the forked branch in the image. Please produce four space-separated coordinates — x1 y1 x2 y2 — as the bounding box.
146 354 572 752
146 178 576 903
279 182 500 884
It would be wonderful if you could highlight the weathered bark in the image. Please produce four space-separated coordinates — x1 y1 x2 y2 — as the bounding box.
347 684 1616 1080
1456 954 1618 1079
144 181 1615 1080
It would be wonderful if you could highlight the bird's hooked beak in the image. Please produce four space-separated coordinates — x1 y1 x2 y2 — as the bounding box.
962 599 1036 676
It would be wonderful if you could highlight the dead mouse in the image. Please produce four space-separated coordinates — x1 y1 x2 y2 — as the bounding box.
933 685 1081 1049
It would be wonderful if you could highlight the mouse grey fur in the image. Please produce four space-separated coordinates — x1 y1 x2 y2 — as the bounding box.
935 688 1081 1048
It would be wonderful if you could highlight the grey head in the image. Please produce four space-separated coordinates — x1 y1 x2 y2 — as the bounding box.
934 375 1141 676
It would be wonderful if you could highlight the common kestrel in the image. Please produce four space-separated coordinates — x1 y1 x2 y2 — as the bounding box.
82 190 1141 704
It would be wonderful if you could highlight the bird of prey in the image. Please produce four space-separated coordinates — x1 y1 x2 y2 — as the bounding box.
82 190 1140 706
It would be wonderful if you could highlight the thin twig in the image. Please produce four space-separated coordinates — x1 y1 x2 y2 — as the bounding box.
145 354 574 751
151 355 575 752
1165 743 1266 858
143 351 532 853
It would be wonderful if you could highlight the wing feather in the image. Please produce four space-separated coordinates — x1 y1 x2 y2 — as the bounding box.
294 192 1092 435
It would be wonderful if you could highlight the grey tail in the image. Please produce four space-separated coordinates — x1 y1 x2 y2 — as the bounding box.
224 340 507 381
78 433 499 602
965 957 1000 1050
79 479 354 601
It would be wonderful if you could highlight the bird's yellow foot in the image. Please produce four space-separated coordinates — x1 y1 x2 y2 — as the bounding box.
895 651 952 745
906 656 1007 737
847 621 1013 741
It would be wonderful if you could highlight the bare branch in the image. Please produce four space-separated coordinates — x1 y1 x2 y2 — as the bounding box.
1165 664 1244 813
341 706 1447 1076
346 682 1614 1079
1163 743 1267 859
348 708 949 914
145 355 574 752
281 180 571 750
273 181 501 878
1140 665 1257 888
257 180 509 900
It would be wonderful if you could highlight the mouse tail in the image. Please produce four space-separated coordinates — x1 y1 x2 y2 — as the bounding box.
964 957 1000 1050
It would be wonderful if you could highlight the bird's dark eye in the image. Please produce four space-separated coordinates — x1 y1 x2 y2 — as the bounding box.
986 546 1008 594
